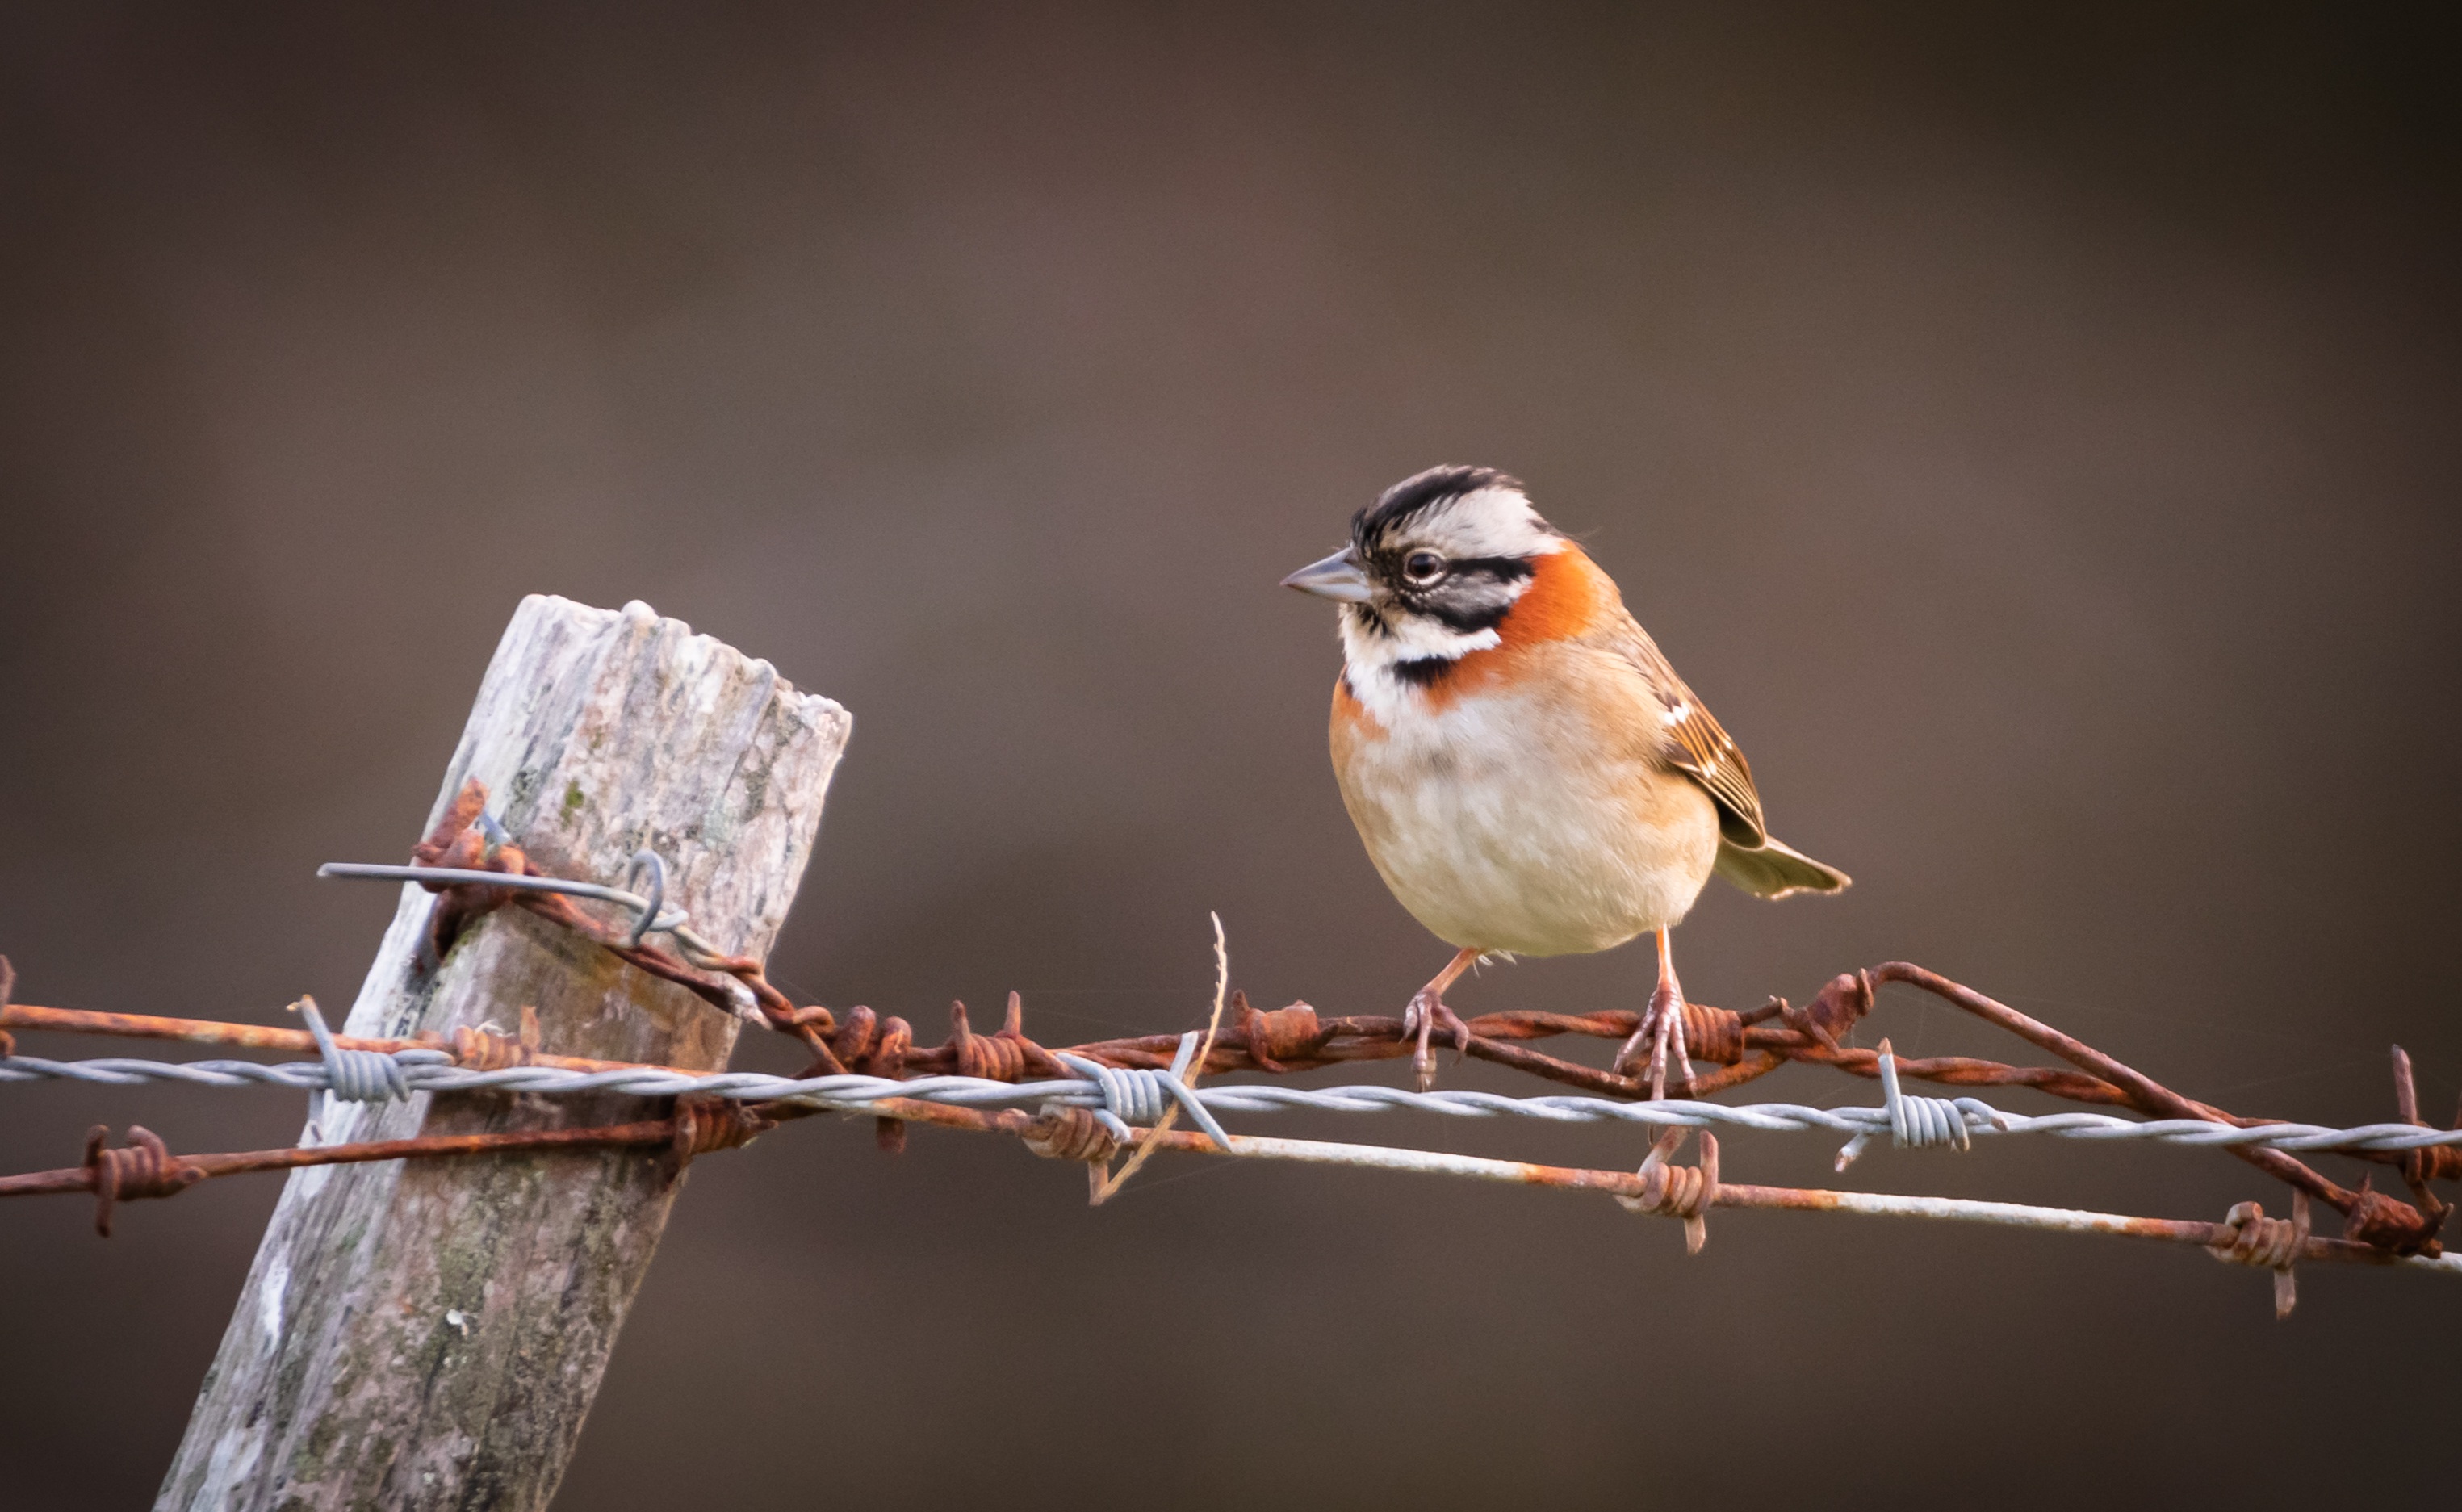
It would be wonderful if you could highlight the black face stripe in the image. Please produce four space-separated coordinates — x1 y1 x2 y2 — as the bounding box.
1439 555 1536 584
1392 555 1534 635
1350 464 1526 548
1416 597 1513 635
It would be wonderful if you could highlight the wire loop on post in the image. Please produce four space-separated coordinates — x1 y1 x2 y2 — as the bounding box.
622 849 668 949
320 858 691 949
450 1005 541 1072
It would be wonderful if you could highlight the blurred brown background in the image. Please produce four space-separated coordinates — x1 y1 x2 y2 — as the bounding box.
3 3 2459 1508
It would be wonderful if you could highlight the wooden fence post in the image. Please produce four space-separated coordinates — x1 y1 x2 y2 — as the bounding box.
157 596 850 1510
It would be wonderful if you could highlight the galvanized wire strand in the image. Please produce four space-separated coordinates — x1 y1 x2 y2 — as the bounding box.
10 1048 2462 1159
320 857 768 1006
316 862 693 948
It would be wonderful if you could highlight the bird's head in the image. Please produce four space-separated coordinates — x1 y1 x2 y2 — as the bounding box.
1282 466 1569 672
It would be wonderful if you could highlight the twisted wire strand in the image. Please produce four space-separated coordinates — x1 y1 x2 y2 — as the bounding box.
9 1049 2462 1158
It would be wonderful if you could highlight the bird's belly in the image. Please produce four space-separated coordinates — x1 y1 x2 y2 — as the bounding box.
1334 691 1720 957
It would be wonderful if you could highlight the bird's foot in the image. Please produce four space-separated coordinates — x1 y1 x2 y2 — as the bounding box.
1612 982 1696 1101
1401 990 1473 1093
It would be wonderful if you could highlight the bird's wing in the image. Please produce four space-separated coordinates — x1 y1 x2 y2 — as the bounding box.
1588 614 1768 847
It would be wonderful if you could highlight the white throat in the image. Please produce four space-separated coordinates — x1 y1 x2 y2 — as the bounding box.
1337 601 1508 728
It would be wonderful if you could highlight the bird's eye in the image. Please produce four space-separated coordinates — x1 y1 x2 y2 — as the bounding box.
1403 551 1446 584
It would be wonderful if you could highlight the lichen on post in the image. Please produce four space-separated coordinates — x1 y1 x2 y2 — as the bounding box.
158 596 849 1512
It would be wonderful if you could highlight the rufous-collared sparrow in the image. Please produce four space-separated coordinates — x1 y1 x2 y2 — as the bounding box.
1283 466 1849 1099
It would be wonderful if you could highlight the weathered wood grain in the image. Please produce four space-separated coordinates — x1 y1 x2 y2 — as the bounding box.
158 596 849 1511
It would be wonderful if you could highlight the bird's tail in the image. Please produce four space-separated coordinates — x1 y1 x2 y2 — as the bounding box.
1715 835 1851 900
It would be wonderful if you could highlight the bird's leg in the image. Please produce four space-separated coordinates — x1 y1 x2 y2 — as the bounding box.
1612 928 1696 1099
1401 948 1481 1093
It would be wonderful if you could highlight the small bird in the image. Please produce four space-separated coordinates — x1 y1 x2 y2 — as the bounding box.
1283 466 1849 1098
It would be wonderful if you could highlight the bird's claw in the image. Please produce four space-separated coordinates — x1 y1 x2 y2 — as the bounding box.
1613 987 1696 1101
1401 991 1473 1093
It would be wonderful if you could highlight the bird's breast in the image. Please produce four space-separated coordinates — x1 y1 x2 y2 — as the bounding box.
1329 652 1719 957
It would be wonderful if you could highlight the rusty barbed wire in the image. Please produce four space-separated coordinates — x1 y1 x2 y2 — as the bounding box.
12 1032 2462 1167
14 970 2456 1257
121 785 2462 1216
11 1062 2456 1313
3 805 2457 1311
0 1114 743 1239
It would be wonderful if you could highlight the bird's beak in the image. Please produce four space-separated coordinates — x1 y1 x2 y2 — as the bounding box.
1280 546 1373 603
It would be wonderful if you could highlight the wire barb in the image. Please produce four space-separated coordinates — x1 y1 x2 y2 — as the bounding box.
1836 1038 2003 1170
1070 913 1237 1204
668 1096 772 1173
2208 1190 2312 1319
1022 1105 1121 1165
2390 1045 2461 1242
83 1125 203 1237
292 995 411 1141
1617 1127 1721 1253
1234 995 1324 1072
1059 1033 1234 1153
948 995 1058 1082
